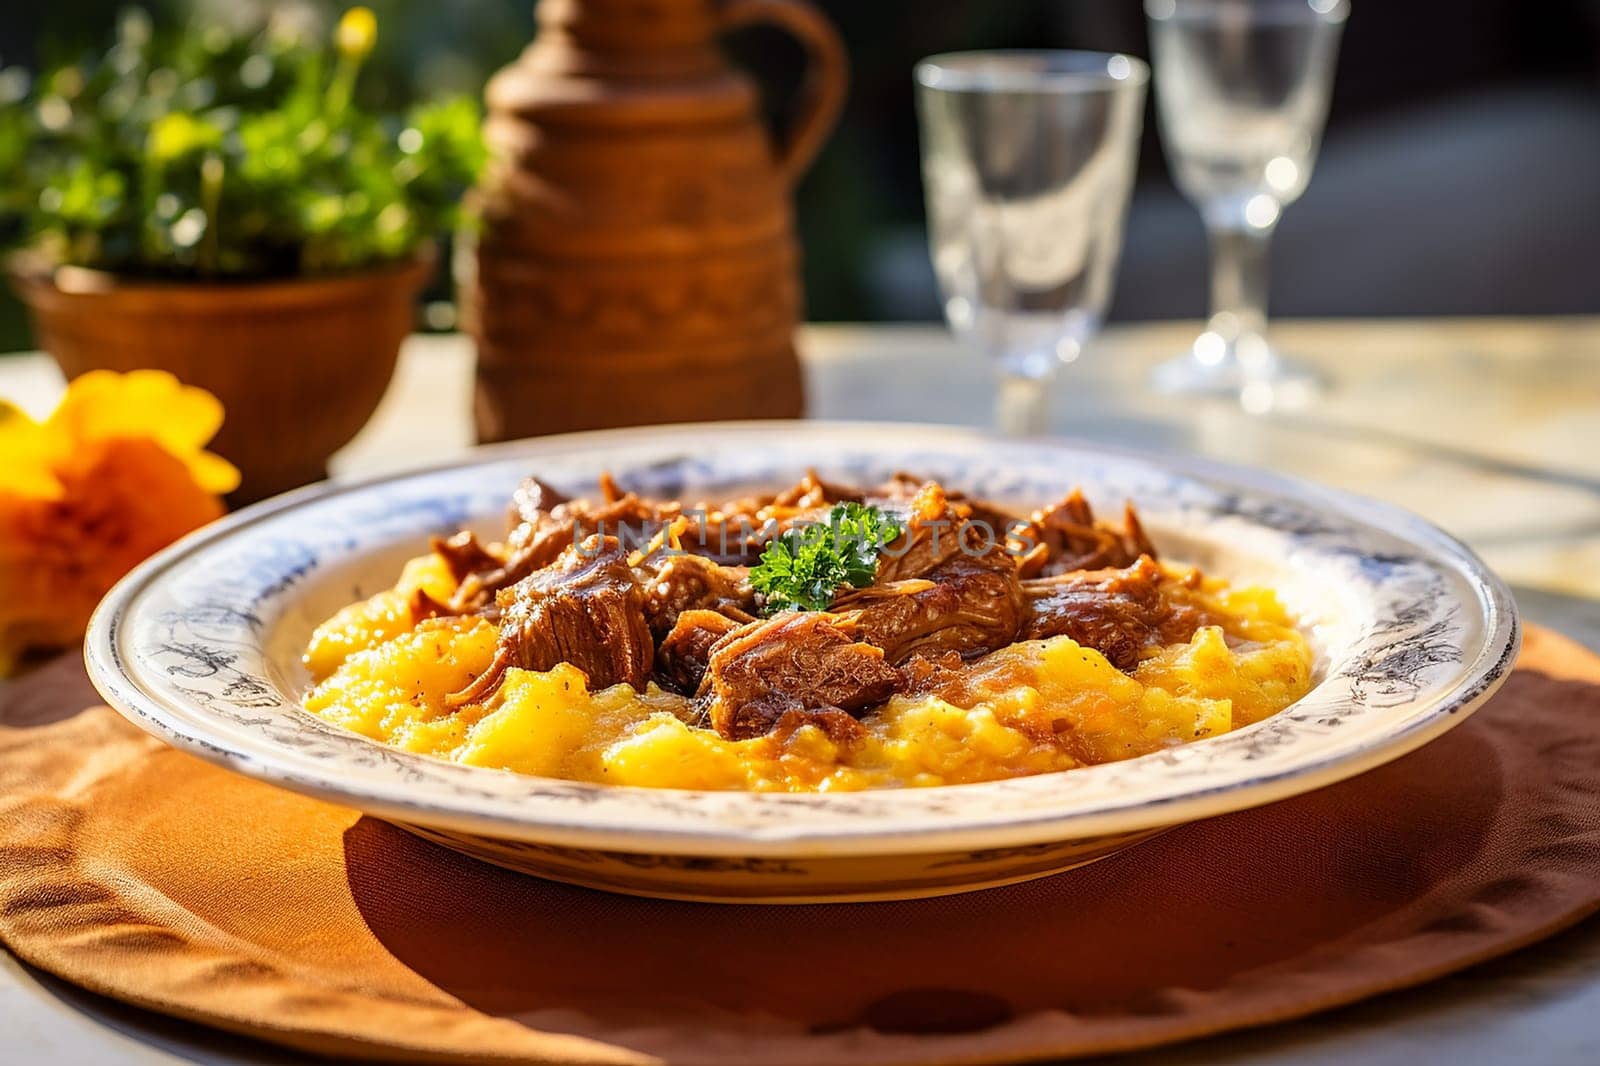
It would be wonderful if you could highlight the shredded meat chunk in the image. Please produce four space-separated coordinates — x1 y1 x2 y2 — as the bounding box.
640 553 756 639
669 472 846 565
449 535 652 706
835 483 1026 662
702 612 902 740
840 559 1023 663
1021 556 1210 671
1017 488 1158 578
431 530 501 586
872 470 1026 536
431 470 1194 724
655 609 743 695
443 478 669 612
508 475 571 529
895 648 970 698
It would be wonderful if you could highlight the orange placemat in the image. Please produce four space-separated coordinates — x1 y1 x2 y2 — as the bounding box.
3 625 1600 1065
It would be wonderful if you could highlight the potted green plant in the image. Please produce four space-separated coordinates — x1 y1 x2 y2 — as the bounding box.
0 8 484 502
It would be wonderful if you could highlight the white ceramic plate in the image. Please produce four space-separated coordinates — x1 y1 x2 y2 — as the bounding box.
85 423 1519 902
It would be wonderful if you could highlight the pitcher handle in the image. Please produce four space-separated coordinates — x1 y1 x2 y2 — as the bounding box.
721 0 848 184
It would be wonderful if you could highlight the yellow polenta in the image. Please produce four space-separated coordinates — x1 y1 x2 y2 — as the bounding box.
302 554 1313 791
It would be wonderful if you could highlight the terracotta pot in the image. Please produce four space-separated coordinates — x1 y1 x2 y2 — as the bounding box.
467 0 848 441
10 254 432 505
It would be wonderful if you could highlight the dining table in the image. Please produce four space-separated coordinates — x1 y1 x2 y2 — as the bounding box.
2 317 1598 1064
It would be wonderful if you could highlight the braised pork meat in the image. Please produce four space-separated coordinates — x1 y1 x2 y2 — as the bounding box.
432 529 501 586
701 612 903 740
450 534 653 706
1021 556 1211 671
640 553 756 638
437 470 1219 741
1016 488 1158 578
835 483 1026 663
442 478 671 613
655 608 743 695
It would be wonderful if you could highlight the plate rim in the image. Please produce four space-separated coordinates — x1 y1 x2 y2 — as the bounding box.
83 420 1522 857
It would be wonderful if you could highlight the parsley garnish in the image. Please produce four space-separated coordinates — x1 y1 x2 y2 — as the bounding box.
749 503 901 614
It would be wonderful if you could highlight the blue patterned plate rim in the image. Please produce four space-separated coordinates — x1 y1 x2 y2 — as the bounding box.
83 422 1520 857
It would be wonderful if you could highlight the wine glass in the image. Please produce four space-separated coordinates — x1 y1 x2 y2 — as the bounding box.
1146 0 1349 407
915 51 1148 435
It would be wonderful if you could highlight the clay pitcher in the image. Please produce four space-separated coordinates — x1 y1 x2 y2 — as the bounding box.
467 0 847 441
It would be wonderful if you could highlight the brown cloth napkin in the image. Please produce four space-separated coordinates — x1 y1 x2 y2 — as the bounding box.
3 626 1600 1066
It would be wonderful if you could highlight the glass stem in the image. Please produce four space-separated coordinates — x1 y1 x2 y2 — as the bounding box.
1204 220 1276 372
996 371 1052 436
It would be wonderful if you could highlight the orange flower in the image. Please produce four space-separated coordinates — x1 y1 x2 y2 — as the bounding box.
0 370 239 674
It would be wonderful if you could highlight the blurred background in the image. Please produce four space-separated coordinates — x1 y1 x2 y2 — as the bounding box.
2 0 1598 354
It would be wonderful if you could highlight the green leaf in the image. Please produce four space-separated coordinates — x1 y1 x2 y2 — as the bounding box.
749 503 901 614
0 12 486 279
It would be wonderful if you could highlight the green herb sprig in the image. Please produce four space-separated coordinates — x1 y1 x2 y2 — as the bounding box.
749 503 901 614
